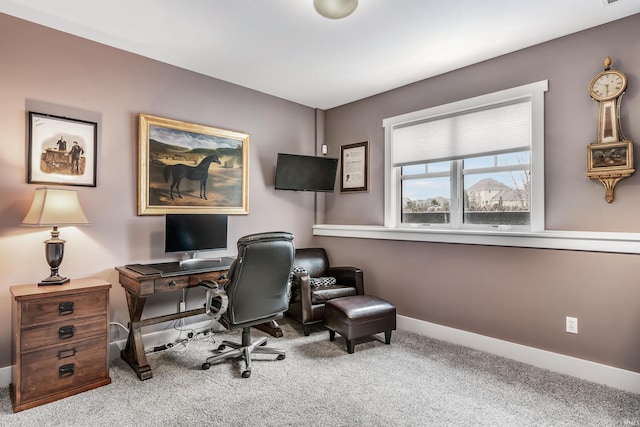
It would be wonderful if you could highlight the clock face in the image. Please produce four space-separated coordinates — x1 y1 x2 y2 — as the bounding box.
589 71 627 101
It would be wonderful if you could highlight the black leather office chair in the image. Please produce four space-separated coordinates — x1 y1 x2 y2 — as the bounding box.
200 231 294 378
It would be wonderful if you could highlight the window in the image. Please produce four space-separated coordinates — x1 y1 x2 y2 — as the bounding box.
384 81 548 233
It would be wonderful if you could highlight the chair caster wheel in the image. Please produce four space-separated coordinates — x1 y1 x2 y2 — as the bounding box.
202 363 211 370
217 344 226 351
242 370 251 378
277 354 286 361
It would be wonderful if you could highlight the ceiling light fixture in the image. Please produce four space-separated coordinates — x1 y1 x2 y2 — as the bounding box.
313 0 358 19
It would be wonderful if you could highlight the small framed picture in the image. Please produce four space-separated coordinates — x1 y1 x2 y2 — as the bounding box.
340 141 369 192
586 141 633 174
28 112 98 187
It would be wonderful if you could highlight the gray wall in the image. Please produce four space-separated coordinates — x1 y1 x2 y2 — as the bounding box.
319 14 640 372
0 14 319 368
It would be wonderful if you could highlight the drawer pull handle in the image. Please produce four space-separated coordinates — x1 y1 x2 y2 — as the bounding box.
57 348 77 359
59 363 75 378
59 301 74 316
169 280 176 287
58 325 75 339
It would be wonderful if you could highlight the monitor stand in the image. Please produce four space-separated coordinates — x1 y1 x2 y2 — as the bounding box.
178 251 222 269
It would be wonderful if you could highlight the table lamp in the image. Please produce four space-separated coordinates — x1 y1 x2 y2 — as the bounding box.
21 187 89 286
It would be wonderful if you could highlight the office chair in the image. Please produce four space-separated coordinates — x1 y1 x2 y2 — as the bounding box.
200 231 294 378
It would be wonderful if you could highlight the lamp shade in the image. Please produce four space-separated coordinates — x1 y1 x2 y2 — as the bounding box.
313 0 358 19
22 188 89 226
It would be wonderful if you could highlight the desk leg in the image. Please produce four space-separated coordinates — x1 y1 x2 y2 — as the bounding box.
255 320 283 338
121 290 153 380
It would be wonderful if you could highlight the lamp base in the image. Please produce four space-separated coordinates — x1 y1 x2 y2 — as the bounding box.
40 230 69 286
38 275 70 286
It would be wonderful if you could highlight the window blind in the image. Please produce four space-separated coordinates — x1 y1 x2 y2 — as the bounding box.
391 98 531 166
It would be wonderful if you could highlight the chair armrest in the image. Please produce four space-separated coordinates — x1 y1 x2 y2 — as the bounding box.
201 281 229 320
294 272 314 323
200 278 230 289
326 266 364 295
199 279 220 289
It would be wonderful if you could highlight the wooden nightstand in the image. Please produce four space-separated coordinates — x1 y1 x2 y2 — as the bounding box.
10 278 112 412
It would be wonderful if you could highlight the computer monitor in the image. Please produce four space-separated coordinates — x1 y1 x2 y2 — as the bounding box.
164 214 228 261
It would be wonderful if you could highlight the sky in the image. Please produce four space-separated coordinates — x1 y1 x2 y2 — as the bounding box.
150 125 240 150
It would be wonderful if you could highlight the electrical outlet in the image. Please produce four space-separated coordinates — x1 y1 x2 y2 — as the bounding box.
179 301 186 312
566 316 578 334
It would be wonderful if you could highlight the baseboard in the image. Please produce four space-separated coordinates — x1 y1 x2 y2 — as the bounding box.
2 317 638 394
0 365 9 389
397 315 640 394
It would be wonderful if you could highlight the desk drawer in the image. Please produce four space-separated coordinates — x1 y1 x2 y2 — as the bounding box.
154 276 189 292
21 315 107 352
21 292 107 326
21 336 108 403
189 271 228 284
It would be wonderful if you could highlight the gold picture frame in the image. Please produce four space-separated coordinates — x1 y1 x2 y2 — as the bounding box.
138 114 249 215
340 141 369 192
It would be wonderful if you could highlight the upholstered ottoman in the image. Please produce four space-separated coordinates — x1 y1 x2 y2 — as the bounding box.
325 295 396 354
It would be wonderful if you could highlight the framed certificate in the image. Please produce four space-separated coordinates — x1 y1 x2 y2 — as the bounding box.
340 141 368 192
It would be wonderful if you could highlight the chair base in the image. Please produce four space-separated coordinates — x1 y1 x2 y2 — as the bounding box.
202 327 285 378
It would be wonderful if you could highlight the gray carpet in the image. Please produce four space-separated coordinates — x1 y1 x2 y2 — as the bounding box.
1 318 638 426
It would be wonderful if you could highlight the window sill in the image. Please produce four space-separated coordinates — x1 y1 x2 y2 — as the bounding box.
312 224 640 254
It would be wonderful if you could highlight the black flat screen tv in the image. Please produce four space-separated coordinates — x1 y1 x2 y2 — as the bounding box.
165 214 228 255
274 153 339 192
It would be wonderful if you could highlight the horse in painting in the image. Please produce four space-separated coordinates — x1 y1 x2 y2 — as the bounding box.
163 154 221 200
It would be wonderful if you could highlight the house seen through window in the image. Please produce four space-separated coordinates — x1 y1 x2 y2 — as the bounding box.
402 151 530 227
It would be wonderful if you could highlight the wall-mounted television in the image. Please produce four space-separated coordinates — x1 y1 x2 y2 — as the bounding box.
165 214 228 257
274 153 339 192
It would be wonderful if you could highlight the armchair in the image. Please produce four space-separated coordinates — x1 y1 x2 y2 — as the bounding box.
200 231 294 378
286 248 363 335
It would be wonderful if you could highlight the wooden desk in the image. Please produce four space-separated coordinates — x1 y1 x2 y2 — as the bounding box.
115 260 282 380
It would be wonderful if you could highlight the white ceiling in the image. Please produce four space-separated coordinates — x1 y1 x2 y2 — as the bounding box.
2 0 639 109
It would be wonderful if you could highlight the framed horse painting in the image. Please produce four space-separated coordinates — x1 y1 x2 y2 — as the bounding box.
137 114 250 215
